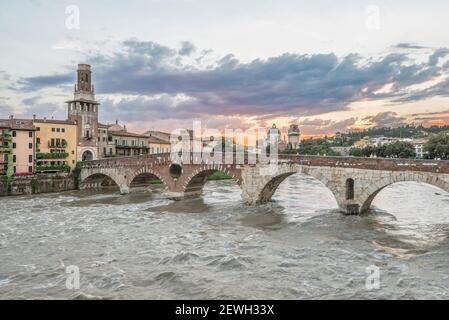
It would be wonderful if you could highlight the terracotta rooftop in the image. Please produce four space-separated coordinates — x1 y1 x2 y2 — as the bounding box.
0 118 35 130
110 130 148 138
148 136 171 144
33 119 77 125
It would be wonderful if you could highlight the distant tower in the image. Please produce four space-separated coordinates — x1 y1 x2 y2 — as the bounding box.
267 123 281 145
67 64 99 161
288 124 300 149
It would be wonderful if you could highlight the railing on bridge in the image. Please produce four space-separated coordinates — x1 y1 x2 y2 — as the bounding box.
78 152 449 174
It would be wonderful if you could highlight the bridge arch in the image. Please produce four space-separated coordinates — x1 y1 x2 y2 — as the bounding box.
128 166 169 189
182 164 242 198
257 172 297 203
242 164 346 212
247 170 342 206
80 173 120 190
360 173 449 213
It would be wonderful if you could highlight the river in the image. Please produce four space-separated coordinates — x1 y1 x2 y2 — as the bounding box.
1 174 449 299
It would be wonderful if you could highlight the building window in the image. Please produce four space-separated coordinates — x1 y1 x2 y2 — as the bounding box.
29 155 33 163
12 131 16 137
13 142 16 149
29 143 33 149
52 128 55 132
37 138 40 144
57 128 60 132
28 166 33 173
29 131 33 138
13 166 16 174
62 128 65 133
36 127 40 131
13 155 16 163
346 178 355 200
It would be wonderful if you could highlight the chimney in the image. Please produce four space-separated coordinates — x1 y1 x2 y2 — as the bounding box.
43 117 47 122
116 120 118 125
9 115 13 120
33 114 36 120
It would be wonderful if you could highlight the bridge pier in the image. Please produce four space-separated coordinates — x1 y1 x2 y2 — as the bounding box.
340 203 361 215
120 186 130 195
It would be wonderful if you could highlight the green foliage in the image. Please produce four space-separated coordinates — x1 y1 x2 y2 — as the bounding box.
349 141 415 158
208 171 231 181
36 152 69 159
282 138 341 156
31 178 39 193
35 165 70 173
424 132 449 159
73 164 81 189
148 179 163 185
331 124 449 147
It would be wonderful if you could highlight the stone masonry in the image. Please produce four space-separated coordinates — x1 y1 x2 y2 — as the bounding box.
78 154 449 215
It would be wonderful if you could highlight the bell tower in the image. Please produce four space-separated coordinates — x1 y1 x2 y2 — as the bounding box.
67 64 99 161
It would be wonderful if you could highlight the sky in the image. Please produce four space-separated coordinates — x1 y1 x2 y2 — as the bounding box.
1 0 449 137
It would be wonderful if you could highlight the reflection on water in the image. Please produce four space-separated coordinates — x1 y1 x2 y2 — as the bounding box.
1 174 449 299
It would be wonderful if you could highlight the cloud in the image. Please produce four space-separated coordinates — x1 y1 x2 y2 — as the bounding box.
18 73 73 92
179 41 196 56
299 117 357 135
14 40 449 127
0 70 11 81
428 48 449 66
0 102 14 116
362 111 406 127
394 43 429 50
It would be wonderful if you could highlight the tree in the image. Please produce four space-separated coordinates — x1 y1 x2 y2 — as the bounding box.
350 141 415 158
424 133 449 159
349 148 363 157
384 141 415 158
282 138 341 156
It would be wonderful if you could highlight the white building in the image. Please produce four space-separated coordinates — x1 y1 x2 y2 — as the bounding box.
412 138 428 158
288 124 300 149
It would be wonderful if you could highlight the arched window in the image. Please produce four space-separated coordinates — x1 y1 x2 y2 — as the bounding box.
346 178 355 200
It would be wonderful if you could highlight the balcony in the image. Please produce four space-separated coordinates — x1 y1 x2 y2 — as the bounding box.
36 152 69 160
35 164 70 173
0 135 11 142
0 145 12 153
48 140 68 149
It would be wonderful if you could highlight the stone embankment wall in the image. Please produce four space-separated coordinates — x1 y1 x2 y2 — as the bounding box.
0 173 75 197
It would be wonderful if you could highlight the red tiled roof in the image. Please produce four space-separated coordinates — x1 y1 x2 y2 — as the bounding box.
0 118 35 130
33 119 77 125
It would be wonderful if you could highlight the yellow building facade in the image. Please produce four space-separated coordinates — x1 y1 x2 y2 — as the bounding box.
33 119 78 172
148 136 171 154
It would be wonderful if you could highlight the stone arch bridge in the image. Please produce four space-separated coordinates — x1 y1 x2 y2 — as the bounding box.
78 153 449 214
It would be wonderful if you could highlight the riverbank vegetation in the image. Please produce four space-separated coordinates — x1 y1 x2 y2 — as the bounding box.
349 141 416 158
